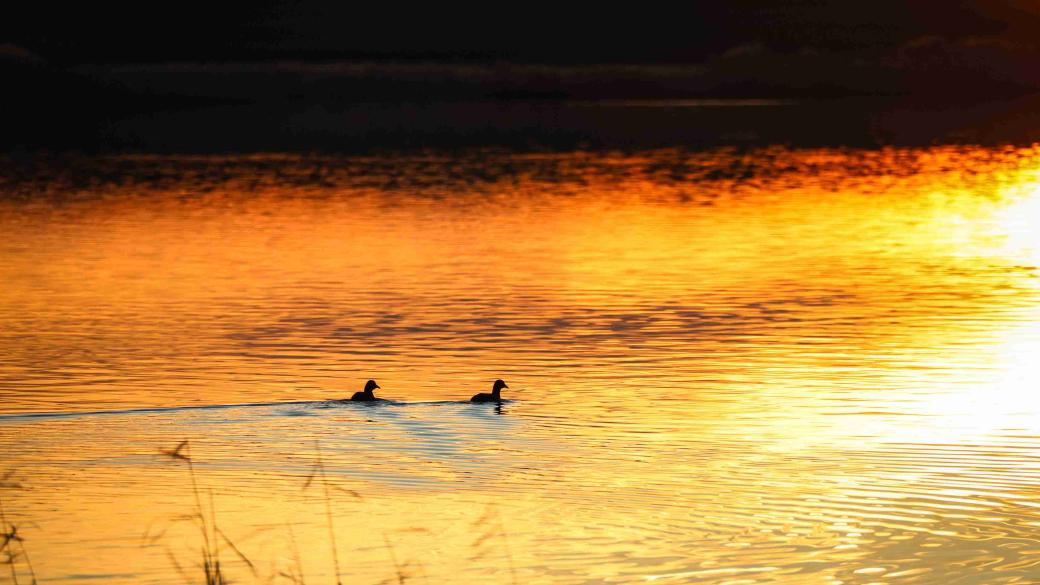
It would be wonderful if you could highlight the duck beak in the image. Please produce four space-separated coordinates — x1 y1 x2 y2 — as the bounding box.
503 383 509 389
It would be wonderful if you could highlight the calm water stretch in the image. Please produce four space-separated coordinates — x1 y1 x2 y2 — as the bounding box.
2 147 1040 584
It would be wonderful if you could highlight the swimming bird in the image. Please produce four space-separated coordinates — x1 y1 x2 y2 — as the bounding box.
350 379 381 401
471 379 508 403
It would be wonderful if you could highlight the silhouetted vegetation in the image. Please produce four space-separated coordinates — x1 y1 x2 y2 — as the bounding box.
152 440 458 583
0 471 37 585
159 440 255 585
1 443 515 583
469 505 517 585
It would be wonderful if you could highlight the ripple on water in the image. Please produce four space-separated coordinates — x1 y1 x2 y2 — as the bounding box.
2 147 1040 583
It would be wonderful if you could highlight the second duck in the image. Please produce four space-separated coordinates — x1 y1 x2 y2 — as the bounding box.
351 379 382 401
471 379 508 403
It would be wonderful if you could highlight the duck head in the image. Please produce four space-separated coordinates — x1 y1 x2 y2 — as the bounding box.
364 379 380 393
493 379 508 393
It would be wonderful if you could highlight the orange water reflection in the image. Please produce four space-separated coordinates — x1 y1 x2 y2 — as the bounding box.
1 147 1040 583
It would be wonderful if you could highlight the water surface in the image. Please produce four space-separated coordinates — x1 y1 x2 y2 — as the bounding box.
2 147 1040 583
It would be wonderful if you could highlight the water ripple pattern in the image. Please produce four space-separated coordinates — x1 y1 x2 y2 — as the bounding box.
1 147 1040 583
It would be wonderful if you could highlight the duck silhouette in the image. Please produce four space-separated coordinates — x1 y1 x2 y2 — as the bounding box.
471 379 508 403
350 379 381 401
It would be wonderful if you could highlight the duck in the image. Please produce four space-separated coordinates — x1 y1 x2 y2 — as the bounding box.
350 379 381 401
471 379 508 403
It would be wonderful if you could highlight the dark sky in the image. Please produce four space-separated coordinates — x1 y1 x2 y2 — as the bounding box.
5 1 1039 65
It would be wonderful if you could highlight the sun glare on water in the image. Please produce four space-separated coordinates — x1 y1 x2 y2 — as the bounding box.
897 166 1040 443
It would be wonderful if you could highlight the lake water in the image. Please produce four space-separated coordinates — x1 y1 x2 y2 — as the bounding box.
2 146 1040 584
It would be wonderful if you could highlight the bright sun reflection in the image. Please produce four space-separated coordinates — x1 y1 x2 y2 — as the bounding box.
993 169 1040 266
899 168 1040 442
913 318 1040 440
972 173 1040 431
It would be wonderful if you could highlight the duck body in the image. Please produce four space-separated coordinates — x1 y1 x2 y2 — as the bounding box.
350 379 381 402
471 379 508 403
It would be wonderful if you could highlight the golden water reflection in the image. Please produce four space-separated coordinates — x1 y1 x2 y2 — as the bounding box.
1 147 1040 583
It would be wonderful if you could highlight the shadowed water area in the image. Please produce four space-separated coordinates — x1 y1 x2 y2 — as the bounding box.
1 147 1040 583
